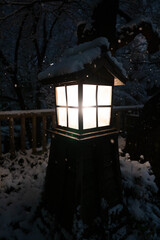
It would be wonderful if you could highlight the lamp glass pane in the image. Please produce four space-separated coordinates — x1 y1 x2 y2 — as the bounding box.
57 107 67 127
83 84 96 107
98 86 112 105
98 107 111 127
68 108 79 129
83 107 96 129
67 85 78 107
56 86 66 106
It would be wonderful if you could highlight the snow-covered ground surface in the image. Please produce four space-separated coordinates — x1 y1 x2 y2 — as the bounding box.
0 137 160 240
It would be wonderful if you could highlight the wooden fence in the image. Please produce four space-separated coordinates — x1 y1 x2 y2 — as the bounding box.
0 105 143 159
0 109 56 159
112 105 144 131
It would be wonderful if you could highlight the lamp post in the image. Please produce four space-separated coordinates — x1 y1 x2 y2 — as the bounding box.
39 38 127 235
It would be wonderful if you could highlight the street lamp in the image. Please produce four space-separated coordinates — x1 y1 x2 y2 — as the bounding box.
39 37 127 234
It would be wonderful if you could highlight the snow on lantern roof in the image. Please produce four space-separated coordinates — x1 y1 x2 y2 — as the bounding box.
38 37 127 86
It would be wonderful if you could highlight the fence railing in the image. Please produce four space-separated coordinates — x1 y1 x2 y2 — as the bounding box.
112 105 144 131
0 109 56 159
0 105 143 159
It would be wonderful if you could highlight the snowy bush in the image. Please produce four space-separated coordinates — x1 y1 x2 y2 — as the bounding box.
0 139 160 239
119 151 160 240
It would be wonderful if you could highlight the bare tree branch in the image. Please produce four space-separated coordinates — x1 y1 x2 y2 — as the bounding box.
0 95 18 102
40 1 65 64
0 50 14 74
12 13 29 110
0 6 26 21
2 0 38 6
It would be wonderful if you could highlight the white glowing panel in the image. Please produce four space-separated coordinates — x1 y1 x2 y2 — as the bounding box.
57 107 67 127
98 107 111 127
83 108 96 129
83 84 96 107
98 86 112 105
67 85 78 107
56 86 66 106
68 108 79 129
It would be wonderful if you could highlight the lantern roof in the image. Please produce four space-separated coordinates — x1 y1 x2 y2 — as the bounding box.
38 37 127 86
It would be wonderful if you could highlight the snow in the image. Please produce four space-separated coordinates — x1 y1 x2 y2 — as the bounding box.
38 36 128 86
120 16 152 31
119 15 160 40
107 51 127 78
38 37 110 81
0 149 49 240
0 137 160 239
0 109 55 117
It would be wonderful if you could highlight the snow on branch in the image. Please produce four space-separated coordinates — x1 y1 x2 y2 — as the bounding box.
117 16 160 54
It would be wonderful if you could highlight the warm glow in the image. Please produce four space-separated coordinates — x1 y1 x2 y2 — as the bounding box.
83 108 96 129
68 108 79 129
56 86 66 106
98 107 111 127
57 107 67 127
56 84 112 130
98 86 112 105
83 84 96 106
67 85 78 107
114 78 124 86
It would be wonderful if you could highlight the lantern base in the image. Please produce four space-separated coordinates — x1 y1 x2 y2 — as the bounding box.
43 130 122 234
48 127 119 140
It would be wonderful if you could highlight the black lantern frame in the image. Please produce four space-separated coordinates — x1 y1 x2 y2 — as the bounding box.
39 55 127 140
53 70 116 140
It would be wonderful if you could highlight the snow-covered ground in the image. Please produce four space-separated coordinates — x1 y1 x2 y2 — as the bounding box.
0 137 160 240
0 149 50 240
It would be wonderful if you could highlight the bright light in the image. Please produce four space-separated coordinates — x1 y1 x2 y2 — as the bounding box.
68 108 79 129
57 107 67 127
98 107 111 127
83 84 96 106
98 86 112 105
83 108 96 129
56 86 66 106
56 84 112 130
67 85 78 107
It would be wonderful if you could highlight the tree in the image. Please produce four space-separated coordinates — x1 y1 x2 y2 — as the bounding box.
0 0 96 110
0 0 160 109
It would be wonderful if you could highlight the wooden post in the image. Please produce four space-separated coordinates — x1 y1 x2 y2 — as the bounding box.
9 117 16 159
115 111 121 130
21 116 26 153
42 115 47 152
0 121 2 159
32 115 37 154
52 112 56 128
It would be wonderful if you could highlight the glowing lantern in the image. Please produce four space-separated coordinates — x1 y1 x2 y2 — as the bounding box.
55 83 112 132
38 40 127 230
53 62 125 140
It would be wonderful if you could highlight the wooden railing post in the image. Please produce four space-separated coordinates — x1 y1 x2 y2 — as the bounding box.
42 115 47 152
52 112 56 128
21 116 26 153
115 111 121 130
32 115 37 154
0 121 2 159
9 117 16 159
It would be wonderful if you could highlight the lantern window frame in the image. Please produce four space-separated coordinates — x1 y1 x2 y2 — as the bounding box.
55 81 114 134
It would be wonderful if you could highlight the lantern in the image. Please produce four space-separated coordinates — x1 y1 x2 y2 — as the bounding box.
38 38 127 232
55 81 113 137
52 59 125 140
